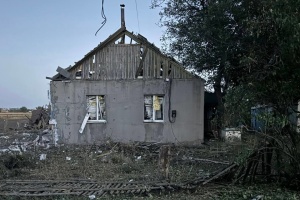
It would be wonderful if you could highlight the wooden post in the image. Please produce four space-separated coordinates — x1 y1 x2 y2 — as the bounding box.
158 145 171 180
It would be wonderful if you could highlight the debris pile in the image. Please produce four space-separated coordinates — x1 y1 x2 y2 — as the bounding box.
26 107 50 130
0 130 54 155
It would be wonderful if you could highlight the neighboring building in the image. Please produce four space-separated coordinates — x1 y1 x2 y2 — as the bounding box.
251 104 300 132
48 6 205 144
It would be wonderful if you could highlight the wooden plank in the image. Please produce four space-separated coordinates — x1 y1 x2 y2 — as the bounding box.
0 192 81 197
122 45 126 79
102 48 107 80
163 59 168 79
143 47 147 79
152 50 155 78
127 45 132 79
82 60 86 79
125 45 129 79
129 45 133 79
146 48 150 79
157 56 161 78
110 45 114 80
118 45 121 79
105 46 110 80
175 64 180 79
169 62 173 78
153 53 157 78
90 55 94 80
167 61 171 78
121 45 126 79
174 64 178 79
133 45 139 79
109 45 113 80
149 49 153 78
179 66 183 79
115 45 119 79
98 50 102 80
182 67 186 79
161 60 164 78
94 51 98 80
146 49 150 79
99 49 102 80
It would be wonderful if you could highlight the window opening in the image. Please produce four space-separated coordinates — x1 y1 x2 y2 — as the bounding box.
87 95 106 122
160 62 164 78
168 64 172 76
75 70 82 79
144 95 164 122
92 54 96 64
137 46 144 78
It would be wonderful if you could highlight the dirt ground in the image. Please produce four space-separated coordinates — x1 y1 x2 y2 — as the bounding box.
0 132 236 182
0 118 299 199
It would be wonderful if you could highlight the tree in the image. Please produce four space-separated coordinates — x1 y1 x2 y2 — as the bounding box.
19 106 28 112
153 0 300 186
153 0 300 125
152 0 255 133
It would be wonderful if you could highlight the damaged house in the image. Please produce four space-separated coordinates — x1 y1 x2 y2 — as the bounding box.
48 6 205 144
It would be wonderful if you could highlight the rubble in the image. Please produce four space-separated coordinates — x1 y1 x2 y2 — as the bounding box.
40 154 47 160
26 107 50 130
0 129 56 155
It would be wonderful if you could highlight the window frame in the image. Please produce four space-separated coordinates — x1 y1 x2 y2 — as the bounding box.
144 95 164 123
87 95 107 123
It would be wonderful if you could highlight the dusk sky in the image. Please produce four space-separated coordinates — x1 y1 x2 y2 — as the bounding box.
0 0 163 109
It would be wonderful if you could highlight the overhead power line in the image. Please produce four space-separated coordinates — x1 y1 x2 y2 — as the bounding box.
95 0 107 36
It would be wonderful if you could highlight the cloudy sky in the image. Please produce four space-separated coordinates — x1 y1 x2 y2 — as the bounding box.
0 0 163 109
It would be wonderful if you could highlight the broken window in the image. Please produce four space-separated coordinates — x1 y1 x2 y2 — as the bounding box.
160 62 164 78
75 70 82 79
87 95 106 122
144 95 164 122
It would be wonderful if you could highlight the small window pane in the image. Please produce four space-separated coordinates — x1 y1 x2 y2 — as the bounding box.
155 97 163 120
98 95 106 120
144 96 153 120
87 96 97 120
87 95 106 121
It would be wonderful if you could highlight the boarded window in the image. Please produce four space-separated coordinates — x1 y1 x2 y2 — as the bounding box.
144 95 164 122
87 95 106 121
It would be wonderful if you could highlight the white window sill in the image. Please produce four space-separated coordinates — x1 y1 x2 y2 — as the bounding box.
87 120 107 124
144 120 164 123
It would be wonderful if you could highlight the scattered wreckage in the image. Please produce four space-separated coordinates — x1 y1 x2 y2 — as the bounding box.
0 107 58 154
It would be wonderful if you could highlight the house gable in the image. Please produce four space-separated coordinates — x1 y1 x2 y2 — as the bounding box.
51 27 197 81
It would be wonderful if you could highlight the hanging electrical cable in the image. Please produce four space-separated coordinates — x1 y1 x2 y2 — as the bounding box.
134 0 141 33
95 0 107 36
168 79 176 123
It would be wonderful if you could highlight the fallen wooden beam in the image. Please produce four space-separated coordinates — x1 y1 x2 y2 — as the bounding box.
202 163 237 185
185 157 230 165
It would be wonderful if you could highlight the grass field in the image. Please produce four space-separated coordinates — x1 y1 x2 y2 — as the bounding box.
0 112 32 120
